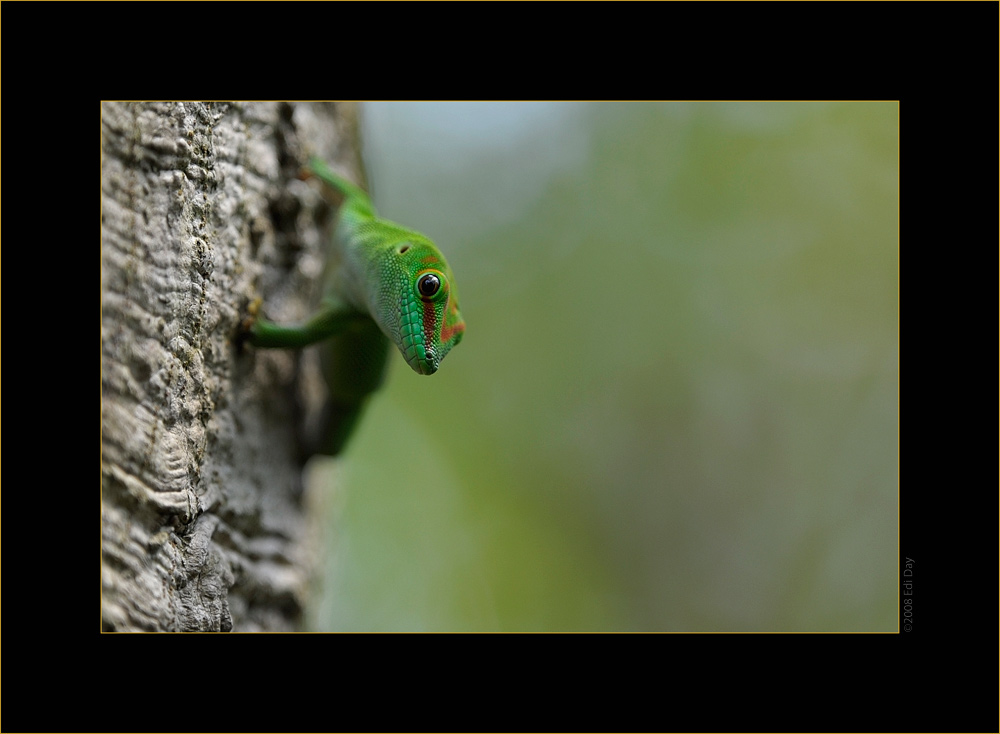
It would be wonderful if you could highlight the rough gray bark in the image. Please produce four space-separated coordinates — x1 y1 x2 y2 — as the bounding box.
101 102 361 631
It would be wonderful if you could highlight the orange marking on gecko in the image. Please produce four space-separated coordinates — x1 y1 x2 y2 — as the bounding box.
439 297 465 343
421 299 438 348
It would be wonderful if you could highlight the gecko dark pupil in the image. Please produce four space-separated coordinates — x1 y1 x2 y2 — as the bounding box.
418 273 441 298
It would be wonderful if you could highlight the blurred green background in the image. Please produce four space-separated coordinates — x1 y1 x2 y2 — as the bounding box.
306 102 898 632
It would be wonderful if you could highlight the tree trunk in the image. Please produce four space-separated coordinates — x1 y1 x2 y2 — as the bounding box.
101 101 361 631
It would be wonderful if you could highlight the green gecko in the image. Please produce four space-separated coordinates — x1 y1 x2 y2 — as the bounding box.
245 156 465 455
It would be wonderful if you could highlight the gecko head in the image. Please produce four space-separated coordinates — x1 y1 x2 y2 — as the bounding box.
383 240 465 376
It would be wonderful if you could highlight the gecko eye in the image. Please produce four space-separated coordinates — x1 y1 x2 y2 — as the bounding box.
417 273 441 299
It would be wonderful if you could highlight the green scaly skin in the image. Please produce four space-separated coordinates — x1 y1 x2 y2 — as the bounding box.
247 156 465 455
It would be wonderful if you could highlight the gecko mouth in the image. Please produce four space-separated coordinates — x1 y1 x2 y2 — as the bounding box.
402 345 438 375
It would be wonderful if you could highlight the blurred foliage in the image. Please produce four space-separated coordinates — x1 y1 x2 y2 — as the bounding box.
308 102 898 632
